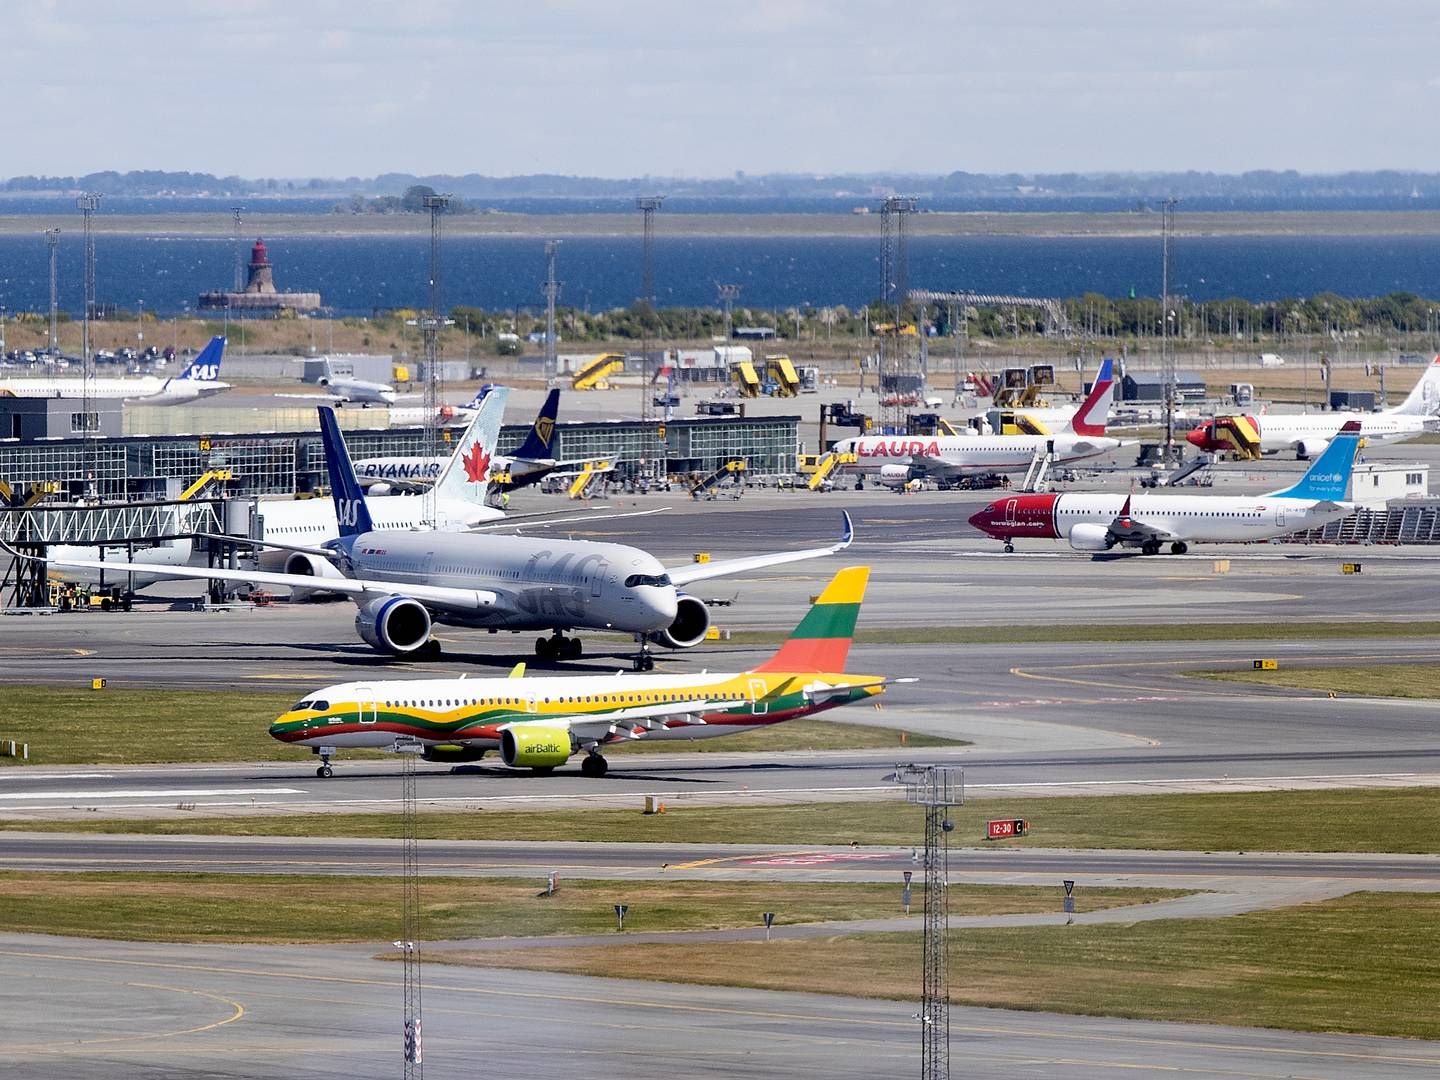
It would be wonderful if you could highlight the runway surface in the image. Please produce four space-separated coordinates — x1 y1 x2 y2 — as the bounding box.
3 932 1439 1080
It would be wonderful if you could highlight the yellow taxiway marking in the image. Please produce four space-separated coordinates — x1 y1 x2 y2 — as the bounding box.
4 976 243 1053
0 947 1433 1068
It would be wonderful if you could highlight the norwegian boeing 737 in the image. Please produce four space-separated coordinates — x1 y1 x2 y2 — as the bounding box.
970 421 1363 554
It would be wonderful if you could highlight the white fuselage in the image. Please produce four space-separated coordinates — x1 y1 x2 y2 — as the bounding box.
323 377 396 406
354 454 548 488
249 494 503 568
1053 492 1353 544
1257 413 1425 453
834 434 1119 475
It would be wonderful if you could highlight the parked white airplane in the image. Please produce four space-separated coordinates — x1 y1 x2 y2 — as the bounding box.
34 403 853 668
970 421 1363 554
279 357 399 407
834 357 1119 487
0 336 229 405
1188 356 1440 459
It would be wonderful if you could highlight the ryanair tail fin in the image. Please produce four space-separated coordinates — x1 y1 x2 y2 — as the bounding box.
175 336 226 382
317 405 374 537
751 566 870 673
1266 421 1362 501
513 389 560 461
1069 356 1115 437
434 385 509 507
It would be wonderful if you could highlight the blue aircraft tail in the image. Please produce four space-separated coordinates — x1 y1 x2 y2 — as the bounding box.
513 389 560 460
176 336 226 381
1266 421 1362 501
317 406 375 536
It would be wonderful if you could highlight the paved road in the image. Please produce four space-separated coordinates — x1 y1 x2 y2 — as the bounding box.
1 932 1437 1080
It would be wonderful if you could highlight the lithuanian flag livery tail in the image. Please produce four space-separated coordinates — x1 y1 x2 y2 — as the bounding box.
752 566 869 673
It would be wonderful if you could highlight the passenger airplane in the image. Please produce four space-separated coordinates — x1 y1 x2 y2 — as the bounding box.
280 357 399 407
969 421 1363 554
41 388 509 591
271 564 901 777
355 388 586 493
39 402 853 667
0 336 229 406
833 357 1120 487
1187 356 1440 459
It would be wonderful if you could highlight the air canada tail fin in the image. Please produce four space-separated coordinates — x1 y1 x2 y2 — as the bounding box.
1266 421 1362 501
751 566 870 673
176 336 226 382
1069 356 1114 437
317 405 374 537
513 389 560 461
1386 355 1440 417
434 385 509 507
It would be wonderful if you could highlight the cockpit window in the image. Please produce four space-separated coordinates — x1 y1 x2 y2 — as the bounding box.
311 700 330 712
624 573 672 588
291 700 312 711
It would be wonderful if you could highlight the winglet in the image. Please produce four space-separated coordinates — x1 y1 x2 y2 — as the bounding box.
838 510 854 550
751 566 870 674
317 405 374 537
508 662 527 679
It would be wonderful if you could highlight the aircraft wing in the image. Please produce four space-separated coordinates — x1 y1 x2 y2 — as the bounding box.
552 696 750 745
15 549 500 612
667 511 853 587
909 452 965 477
1104 511 1178 545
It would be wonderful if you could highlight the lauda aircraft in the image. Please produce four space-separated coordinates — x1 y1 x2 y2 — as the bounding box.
271 564 905 778
833 357 1119 487
969 421 1363 554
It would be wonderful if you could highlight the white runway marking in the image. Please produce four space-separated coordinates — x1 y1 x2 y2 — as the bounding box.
0 787 306 801
0 774 115 782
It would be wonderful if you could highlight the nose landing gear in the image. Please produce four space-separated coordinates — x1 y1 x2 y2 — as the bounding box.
631 634 656 672
314 746 336 778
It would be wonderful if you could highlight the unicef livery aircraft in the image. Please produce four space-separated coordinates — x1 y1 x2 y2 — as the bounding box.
834 357 1120 487
970 421 1363 554
270 564 906 778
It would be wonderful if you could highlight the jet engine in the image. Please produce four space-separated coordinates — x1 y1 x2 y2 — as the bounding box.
499 725 574 770
282 551 348 601
1068 523 1116 552
1294 438 1329 460
877 464 913 489
421 744 487 764
656 594 711 649
355 595 433 655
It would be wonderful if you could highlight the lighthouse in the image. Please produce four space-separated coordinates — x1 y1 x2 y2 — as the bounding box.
198 237 321 314
245 239 276 294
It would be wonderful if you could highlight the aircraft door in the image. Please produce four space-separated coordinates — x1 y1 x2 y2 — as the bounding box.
591 559 607 598
748 678 769 715
1004 498 1018 525
1275 507 1286 529
354 685 378 725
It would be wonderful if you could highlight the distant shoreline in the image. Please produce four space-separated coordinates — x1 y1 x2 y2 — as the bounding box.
2 209 1440 239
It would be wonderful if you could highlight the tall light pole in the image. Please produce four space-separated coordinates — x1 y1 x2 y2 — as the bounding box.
77 192 101 487
44 229 60 354
542 240 562 384
420 193 452 526
636 196 664 423
1160 197 1178 457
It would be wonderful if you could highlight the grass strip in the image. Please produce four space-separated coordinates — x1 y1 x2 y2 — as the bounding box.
0 872 1175 944
10 788 1440 853
442 891 1440 1041
1192 662 1440 699
0 686 952 766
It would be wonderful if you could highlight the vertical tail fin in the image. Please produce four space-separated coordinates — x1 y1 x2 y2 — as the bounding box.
1069 356 1114 436
1265 421 1362 500
176 336 226 381
317 406 374 536
512 389 561 461
751 566 870 673
434 385 509 507
1386 356 1440 417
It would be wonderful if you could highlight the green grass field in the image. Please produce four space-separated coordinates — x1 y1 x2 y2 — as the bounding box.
1194 662 1440 699
0 872 1174 943
0 686 954 766
445 891 1440 1040
12 787 1440 853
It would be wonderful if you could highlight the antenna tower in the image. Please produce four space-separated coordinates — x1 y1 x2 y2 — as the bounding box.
879 196 918 430
77 193 101 490
231 206 245 291
715 282 742 342
542 240 562 384
1160 197 1178 456
636 196 664 423
44 229 60 353
395 737 424 1077
420 193 451 524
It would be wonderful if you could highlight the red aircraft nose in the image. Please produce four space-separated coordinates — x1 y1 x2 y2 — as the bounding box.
968 504 1001 532
1186 426 1213 450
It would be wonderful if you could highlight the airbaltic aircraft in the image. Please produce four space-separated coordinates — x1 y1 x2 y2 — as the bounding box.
271 564 900 777
42 402 852 667
0 336 229 405
1187 356 1440 459
833 357 1119 487
969 421 1363 554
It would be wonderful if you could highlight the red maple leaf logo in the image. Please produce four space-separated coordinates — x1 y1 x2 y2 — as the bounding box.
463 445 491 484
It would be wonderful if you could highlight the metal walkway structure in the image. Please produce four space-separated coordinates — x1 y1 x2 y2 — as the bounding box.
0 499 224 547
907 290 1071 335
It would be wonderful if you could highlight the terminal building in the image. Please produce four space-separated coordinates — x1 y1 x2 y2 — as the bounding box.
0 414 800 500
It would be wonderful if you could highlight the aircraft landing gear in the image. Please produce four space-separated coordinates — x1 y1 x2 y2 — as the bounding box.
314 746 336 778
1141 540 1162 556
1003 541 1015 554
631 635 656 672
1170 541 1189 555
535 633 583 661
579 751 609 778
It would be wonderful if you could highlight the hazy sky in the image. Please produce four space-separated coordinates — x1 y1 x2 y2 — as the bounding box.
7 0 1440 178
